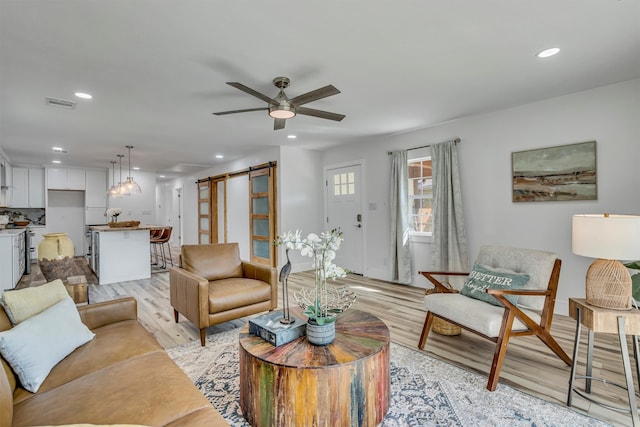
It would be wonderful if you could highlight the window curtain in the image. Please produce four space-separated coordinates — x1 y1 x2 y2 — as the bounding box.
431 140 469 273
390 150 412 283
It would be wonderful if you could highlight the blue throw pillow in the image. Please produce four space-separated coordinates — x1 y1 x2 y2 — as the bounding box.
460 264 530 307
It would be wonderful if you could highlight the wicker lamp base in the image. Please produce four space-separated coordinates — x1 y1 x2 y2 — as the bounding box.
585 258 632 310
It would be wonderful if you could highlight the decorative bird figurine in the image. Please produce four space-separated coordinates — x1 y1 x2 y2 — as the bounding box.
279 249 294 324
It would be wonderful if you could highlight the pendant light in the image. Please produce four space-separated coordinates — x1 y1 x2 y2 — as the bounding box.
116 154 129 197
107 160 122 198
122 145 142 195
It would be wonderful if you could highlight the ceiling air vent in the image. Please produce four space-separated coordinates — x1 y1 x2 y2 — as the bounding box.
45 97 76 109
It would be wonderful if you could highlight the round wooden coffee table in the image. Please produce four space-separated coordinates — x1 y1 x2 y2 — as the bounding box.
239 309 390 427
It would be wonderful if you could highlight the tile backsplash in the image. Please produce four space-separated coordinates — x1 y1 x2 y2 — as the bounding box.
0 208 45 225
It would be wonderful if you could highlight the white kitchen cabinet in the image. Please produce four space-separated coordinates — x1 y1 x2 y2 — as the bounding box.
29 168 45 207
85 169 107 225
0 229 26 293
11 167 45 208
11 167 28 207
47 167 86 190
85 169 107 207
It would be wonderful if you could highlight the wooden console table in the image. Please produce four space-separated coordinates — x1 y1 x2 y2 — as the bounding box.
239 309 390 427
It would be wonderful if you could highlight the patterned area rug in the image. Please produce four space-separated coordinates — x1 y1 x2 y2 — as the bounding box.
167 329 611 427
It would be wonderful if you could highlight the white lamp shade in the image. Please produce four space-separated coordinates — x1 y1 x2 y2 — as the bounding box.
572 214 640 260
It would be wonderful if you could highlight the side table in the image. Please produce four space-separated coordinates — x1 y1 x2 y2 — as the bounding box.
64 275 89 304
239 309 390 427
567 298 640 426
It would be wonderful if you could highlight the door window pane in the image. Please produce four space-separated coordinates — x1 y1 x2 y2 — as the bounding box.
253 219 269 237
200 217 209 230
199 202 208 215
199 185 209 199
253 240 270 259
252 175 268 193
253 197 269 215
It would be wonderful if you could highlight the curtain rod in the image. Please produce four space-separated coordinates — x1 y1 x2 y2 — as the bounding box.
387 137 460 155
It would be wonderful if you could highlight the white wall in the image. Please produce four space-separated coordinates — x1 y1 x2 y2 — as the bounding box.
278 146 324 272
107 171 157 224
322 78 640 314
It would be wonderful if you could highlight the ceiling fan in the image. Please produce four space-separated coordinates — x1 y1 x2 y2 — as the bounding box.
213 76 345 130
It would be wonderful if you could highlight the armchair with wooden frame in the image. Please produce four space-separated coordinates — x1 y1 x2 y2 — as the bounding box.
418 245 572 391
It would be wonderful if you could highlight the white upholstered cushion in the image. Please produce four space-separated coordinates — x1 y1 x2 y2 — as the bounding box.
0 297 95 392
474 245 557 311
424 293 541 338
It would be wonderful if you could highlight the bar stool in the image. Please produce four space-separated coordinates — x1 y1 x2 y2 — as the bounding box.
151 227 173 269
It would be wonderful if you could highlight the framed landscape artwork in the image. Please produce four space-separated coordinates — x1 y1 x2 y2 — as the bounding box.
512 141 597 202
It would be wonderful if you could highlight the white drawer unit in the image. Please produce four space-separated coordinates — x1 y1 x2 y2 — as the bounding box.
0 229 26 294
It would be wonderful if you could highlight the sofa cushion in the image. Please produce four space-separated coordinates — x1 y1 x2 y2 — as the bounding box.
181 243 243 281
460 264 530 307
1 279 68 324
13 319 164 402
208 278 272 314
11 351 219 426
424 293 541 338
0 297 95 392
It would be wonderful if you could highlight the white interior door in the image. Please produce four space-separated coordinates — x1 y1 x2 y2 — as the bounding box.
326 164 363 274
170 187 182 247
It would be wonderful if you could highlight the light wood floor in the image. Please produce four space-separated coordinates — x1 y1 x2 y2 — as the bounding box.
24 261 635 426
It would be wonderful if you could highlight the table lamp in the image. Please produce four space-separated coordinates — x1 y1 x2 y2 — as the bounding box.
572 214 640 310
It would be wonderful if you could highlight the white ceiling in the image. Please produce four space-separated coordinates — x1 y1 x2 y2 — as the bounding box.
1 1 639 180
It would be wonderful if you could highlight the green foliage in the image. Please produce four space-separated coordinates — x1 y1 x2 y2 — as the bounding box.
627 261 640 302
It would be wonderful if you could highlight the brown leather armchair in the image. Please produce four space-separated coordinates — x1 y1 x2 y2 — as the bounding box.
169 243 277 346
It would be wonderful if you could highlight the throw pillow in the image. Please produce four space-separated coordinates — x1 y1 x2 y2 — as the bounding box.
0 297 95 392
1 279 69 324
460 264 530 307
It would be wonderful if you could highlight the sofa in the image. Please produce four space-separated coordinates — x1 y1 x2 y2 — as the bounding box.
0 285 229 427
170 243 277 346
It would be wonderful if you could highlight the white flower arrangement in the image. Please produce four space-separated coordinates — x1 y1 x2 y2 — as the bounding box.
106 207 122 221
276 228 353 324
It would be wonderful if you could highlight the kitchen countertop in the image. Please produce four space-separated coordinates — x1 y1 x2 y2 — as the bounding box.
90 225 166 232
0 228 27 236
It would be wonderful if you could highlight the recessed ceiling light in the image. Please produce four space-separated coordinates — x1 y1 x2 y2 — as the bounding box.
287 135 297 139
215 154 224 159
159 175 166 178
52 160 61 164
537 47 560 58
133 167 140 170
52 147 67 153
74 92 93 99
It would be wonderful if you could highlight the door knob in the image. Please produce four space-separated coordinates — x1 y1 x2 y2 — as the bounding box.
354 224 362 228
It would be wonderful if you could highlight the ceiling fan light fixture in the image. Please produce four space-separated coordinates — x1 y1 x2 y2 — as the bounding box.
269 104 296 119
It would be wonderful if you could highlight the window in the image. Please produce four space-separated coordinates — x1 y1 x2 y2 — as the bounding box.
408 157 433 234
333 172 355 196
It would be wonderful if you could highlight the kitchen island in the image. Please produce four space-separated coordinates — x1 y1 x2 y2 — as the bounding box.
89 225 156 285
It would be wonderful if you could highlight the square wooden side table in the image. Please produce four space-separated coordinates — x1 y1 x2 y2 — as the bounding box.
64 275 89 305
567 298 640 426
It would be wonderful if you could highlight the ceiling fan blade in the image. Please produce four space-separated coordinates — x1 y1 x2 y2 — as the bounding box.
274 118 286 130
296 107 345 122
227 82 275 104
290 85 341 106
213 107 268 116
